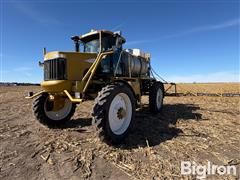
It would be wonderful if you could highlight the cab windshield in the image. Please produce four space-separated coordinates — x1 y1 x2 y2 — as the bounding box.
81 34 116 53
83 39 100 53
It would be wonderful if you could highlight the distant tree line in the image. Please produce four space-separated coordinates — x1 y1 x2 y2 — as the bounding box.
0 82 40 86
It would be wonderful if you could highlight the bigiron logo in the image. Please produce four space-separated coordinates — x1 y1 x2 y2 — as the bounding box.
181 161 237 179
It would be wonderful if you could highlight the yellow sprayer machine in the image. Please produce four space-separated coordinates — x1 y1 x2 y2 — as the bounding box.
26 30 164 144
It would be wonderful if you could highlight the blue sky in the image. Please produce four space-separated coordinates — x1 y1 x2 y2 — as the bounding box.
0 0 239 83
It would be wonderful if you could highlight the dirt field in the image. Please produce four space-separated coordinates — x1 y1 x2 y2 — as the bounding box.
0 84 239 180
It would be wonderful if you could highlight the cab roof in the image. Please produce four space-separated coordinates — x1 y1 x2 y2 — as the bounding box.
79 29 126 43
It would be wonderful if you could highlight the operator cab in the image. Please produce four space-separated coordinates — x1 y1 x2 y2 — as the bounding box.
71 30 127 78
71 30 126 53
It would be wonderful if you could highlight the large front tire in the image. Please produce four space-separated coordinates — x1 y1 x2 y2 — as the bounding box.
32 92 76 126
92 84 136 144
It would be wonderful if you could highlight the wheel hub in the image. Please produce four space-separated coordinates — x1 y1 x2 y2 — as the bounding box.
117 107 126 119
156 88 163 109
44 97 73 121
108 92 133 135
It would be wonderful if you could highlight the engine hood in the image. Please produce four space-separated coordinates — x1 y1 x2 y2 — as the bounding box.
44 51 97 61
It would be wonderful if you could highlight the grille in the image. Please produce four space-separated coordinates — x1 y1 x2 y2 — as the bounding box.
44 58 67 80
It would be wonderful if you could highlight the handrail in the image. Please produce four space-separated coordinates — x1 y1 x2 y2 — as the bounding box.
82 50 114 93
25 90 44 99
64 90 82 103
82 53 100 81
114 50 124 76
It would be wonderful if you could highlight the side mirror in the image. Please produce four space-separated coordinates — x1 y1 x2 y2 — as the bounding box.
115 36 123 49
71 36 80 41
38 61 44 68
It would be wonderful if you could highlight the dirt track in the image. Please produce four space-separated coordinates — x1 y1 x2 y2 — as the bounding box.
0 86 239 179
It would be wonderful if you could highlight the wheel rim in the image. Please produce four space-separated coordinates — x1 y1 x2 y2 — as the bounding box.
156 88 163 109
108 93 132 135
44 98 72 121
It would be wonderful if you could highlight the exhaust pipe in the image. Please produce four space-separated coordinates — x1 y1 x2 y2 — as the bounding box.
71 36 80 52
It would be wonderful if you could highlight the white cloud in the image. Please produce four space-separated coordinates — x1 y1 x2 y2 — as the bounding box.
14 3 60 25
125 39 153 46
190 18 240 31
13 67 32 72
165 71 240 83
126 18 240 45
1 66 34 82
24 72 32 77
1 70 10 73
111 23 125 31
163 18 240 39
0 53 18 58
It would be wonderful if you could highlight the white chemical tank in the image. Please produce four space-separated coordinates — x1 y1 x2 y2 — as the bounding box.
123 49 150 76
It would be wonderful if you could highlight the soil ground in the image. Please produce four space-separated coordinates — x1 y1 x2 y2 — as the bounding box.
0 84 239 180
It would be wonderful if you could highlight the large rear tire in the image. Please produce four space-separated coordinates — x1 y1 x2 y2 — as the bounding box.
92 83 136 144
149 82 164 113
32 92 76 126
